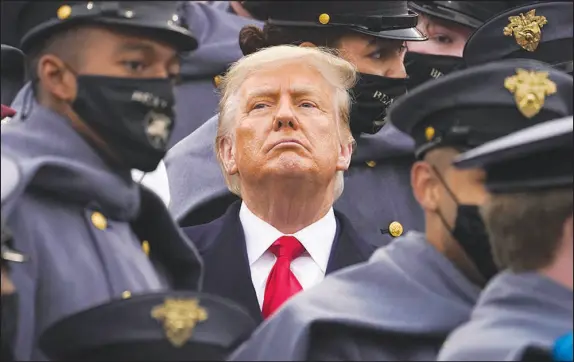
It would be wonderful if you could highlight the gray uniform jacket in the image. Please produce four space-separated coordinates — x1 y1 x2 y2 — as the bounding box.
166 114 424 247
1 100 203 360
228 231 481 361
438 271 574 361
171 1 263 146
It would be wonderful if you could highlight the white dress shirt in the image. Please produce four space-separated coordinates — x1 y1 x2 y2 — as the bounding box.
239 202 337 309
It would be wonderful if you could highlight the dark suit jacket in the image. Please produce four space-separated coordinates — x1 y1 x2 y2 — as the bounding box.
181 200 376 324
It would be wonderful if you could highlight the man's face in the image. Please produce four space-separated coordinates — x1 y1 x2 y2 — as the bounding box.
223 61 351 186
336 32 408 78
407 14 473 57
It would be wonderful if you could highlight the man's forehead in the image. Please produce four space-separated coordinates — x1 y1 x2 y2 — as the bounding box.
240 67 333 98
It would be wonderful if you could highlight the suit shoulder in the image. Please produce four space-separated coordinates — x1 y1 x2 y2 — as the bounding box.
181 213 228 251
334 208 377 255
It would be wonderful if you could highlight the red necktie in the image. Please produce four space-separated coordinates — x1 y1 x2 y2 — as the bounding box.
262 236 305 319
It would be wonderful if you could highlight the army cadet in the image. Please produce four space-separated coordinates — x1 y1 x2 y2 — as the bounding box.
463 1 573 74
167 0 428 246
438 115 573 361
0 2 207 360
405 1 513 89
36 290 256 361
228 59 573 361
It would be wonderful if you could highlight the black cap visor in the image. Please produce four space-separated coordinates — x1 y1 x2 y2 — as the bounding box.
21 17 197 53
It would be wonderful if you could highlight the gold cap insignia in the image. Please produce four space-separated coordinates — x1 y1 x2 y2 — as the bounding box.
318 13 330 25
151 298 208 347
425 126 435 141
503 9 548 52
388 221 404 238
57 5 72 20
504 68 557 119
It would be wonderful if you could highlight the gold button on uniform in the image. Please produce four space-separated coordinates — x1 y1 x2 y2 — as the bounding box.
90 211 107 230
318 13 330 25
121 291 132 299
388 221 404 237
366 160 377 168
142 240 150 256
213 75 222 88
57 5 72 20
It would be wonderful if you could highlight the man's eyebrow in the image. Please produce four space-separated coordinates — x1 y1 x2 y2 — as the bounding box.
244 85 323 100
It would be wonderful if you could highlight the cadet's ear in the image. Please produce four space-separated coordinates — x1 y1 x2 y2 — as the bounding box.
37 54 77 102
411 160 440 212
219 137 238 175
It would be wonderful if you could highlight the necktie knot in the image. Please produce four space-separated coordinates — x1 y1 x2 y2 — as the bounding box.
270 236 304 261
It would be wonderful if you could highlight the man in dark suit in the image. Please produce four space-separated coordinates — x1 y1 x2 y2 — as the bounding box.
181 45 376 324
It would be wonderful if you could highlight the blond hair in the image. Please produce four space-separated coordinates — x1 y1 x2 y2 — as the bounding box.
215 45 357 198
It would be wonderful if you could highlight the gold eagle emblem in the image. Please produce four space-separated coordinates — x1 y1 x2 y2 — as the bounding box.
504 69 557 118
151 298 208 347
503 9 548 52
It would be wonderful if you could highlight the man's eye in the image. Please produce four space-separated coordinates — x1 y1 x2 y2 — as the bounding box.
433 35 453 44
122 61 146 72
299 102 316 108
252 103 269 110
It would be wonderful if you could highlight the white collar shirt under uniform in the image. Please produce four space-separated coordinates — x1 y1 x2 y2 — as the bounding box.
239 202 337 309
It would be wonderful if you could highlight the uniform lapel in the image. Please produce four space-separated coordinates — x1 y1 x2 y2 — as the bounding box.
326 210 377 274
200 202 263 323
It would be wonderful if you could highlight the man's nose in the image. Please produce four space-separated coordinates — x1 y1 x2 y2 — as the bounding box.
272 100 299 131
385 55 408 78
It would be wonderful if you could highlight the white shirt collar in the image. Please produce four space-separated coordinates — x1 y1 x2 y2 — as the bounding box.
239 201 337 273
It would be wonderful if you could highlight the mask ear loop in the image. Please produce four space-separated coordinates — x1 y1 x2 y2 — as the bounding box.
429 164 461 235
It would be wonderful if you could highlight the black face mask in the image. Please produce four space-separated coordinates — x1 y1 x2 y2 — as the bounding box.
404 52 466 91
1 293 18 362
432 166 498 282
71 74 176 172
349 72 408 135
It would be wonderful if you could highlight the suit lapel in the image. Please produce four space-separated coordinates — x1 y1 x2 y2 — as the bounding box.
326 210 377 274
200 202 263 323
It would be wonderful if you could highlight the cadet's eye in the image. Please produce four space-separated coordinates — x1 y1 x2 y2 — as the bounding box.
433 35 453 44
122 60 146 72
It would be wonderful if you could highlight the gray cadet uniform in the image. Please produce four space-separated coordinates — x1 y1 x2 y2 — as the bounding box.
170 1 264 146
228 59 574 361
167 0 427 247
0 2 203 360
438 116 573 361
